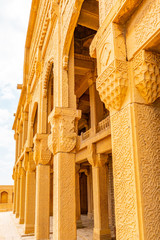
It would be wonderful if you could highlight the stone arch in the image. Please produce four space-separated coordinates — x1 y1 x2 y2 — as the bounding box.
1 191 8 203
62 0 84 58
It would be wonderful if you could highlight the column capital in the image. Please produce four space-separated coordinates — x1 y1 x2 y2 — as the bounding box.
48 107 81 154
133 50 160 104
91 23 128 111
33 133 51 165
87 144 108 167
24 151 36 172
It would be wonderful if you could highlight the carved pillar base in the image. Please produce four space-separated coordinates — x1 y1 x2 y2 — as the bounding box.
24 170 36 234
35 164 50 240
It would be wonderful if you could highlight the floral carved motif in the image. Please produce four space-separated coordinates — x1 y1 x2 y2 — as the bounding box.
96 59 128 110
48 107 81 154
133 50 160 103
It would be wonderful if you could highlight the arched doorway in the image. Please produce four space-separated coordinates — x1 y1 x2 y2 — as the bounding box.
1 191 8 203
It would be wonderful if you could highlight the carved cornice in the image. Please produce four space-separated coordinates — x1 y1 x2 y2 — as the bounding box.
96 59 128 111
48 107 81 154
133 50 160 104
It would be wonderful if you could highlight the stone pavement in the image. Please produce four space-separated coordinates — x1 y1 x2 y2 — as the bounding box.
0 212 93 240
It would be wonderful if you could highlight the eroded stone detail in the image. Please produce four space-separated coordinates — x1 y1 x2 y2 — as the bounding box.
133 50 160 103
96 60 128 110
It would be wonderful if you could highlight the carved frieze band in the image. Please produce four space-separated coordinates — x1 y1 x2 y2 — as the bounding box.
96 59 128 110
133 50 160 104
48 107 81 154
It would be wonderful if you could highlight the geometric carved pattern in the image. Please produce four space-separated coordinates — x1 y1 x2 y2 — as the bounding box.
48 107 81 155
135 100 160 240
133 50 160 103
111 106 138 240
96 59 128 111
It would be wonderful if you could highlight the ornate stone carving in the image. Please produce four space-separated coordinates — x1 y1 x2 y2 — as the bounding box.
133 50 160 104
42 58 54 98
87 144 108 167
96 59 128 110
34 134 51 165
134 100 160 240
111 106 138 239
48 107 81 154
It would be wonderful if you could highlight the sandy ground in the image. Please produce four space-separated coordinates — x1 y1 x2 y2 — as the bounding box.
0 212 93 240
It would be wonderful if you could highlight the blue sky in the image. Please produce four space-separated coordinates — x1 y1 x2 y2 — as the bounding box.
0 0 32 185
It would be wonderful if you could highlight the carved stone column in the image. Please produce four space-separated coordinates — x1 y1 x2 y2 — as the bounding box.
87 166 93 220
19 166 26 224
16 164 21 218
88 144 111 240
24 151 36 234
13 169 17 214
48 107 81 240
34 134 51 240
75 164 82 228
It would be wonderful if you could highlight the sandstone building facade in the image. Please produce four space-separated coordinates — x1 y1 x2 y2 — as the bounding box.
0 185 14 212
12 0 160 239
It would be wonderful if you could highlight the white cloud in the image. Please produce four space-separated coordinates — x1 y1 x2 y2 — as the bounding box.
0 0 32 185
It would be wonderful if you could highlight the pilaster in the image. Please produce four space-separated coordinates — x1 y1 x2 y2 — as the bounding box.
88 144 111 240
24 152 36 234
75 164 82 228
19 166 26 224
15 164 21 218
